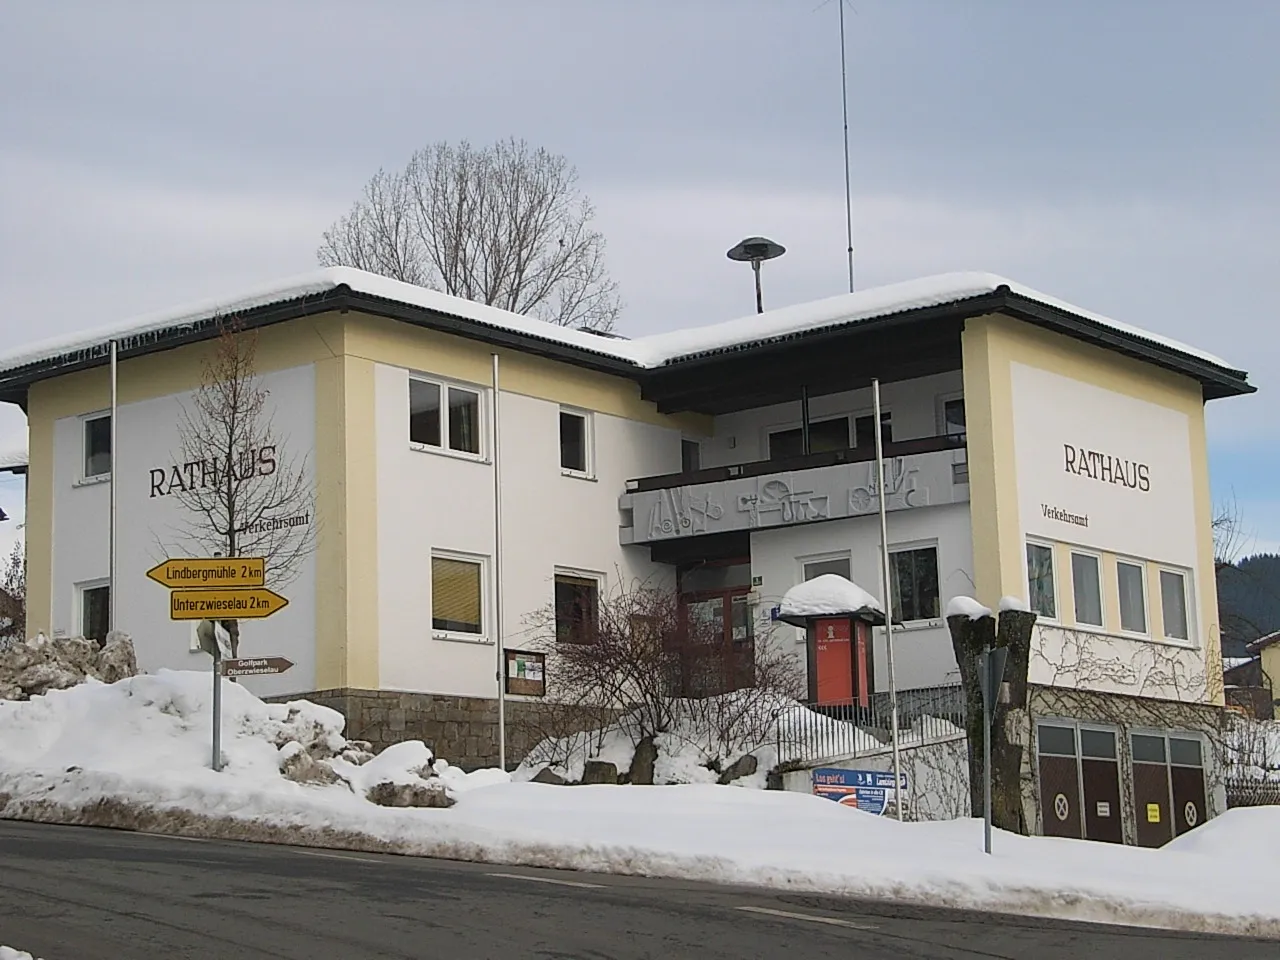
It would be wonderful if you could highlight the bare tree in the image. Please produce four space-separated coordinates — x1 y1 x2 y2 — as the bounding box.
162 321 315 657
0 541 24 643
517 578 804 782
319 138 621 332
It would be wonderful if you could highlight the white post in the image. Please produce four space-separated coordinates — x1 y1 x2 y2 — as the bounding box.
873 378 904 820
491 353 507 771
212 647 222 772
982 648 993 854
108 339 119 636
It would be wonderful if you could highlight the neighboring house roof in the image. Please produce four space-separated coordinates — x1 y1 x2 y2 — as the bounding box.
1224 656 1257 670
1246 630 1280 654
0 267 1254 403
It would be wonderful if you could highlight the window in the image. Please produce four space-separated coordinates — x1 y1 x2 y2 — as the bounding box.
559 410 590 474
1037 723 1076 756
1116 561 1147 633
555 573 599 644
854 412 892 448
80 583 110 645
888 546 940 622
1026 542 1056 619
409 378 482 456
1071 552 1103 627
1160 570 1189 641
431 556 483 636
768 417 849 460
942 398 966 439
803 556 851 582
83 415 111 479
681 439 701 474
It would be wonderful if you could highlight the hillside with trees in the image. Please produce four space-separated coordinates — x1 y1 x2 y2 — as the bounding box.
1217 553 1280 656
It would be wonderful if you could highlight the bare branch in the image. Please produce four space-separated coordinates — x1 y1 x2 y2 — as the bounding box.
318 138 621 332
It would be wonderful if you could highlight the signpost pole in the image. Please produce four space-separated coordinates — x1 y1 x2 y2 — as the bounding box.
212 645 222 772
982 647 992 854
872 378 904 821
108 338 118 635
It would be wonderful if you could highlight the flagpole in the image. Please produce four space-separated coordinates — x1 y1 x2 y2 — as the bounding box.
109 339 118 637
873 378 903 820
491 353 507 771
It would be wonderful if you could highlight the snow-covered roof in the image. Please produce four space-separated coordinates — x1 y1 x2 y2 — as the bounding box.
1223 656 1257 670
776 574 884 625
0 267 1250 392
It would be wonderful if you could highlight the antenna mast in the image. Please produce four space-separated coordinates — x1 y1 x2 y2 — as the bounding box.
839 0 855 293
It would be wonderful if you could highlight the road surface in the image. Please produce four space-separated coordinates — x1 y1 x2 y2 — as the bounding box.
0 819 1271 959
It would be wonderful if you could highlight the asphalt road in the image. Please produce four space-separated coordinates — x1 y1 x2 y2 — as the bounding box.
0 820 1272 960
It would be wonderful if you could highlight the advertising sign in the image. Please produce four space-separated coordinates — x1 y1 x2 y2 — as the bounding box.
814 617 852 704
812 767 908 816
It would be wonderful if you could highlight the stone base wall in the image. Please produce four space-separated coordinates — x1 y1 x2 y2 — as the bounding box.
269 689 581 771
1019 685 1226 843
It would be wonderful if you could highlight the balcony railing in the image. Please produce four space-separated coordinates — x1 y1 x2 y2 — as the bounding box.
620 434 968 544
628 433 965 493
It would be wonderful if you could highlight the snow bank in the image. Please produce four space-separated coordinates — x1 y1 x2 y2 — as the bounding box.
0 948 39 960
945 596 993 620
778 574 882 621
3 671 1279 937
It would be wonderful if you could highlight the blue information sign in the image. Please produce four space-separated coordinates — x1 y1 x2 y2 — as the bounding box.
811 768 908 816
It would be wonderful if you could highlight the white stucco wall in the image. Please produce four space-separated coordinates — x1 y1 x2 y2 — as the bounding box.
1010 363 1211 703
698 371 964 469
50 364 318 699
374 362 682 699
749 500 974 691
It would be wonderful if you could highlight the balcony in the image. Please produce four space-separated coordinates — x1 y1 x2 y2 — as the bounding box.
620 434 968 545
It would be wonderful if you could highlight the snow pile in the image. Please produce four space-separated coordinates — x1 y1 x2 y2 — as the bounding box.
0 631 138 700
0 948 39 960
0 669 504 807
998 595 1031 613
777 575 883 622
945 596 993 620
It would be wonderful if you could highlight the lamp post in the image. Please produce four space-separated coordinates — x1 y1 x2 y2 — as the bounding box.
727 237 786 314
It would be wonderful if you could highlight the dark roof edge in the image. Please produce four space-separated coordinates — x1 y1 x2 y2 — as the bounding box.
0 286 640 405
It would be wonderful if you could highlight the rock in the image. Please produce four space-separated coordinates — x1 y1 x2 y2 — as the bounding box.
15 661 82 697
365 780 454 808
628 736 658 786
717 754 759 785
281 750 342 786
96 632 138 683
531 767 567 785
50 636 98 676
579 760 619 785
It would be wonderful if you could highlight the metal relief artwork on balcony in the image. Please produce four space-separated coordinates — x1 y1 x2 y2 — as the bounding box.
625 449 965 544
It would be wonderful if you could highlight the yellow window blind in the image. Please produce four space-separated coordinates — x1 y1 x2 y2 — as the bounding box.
432 557 482 632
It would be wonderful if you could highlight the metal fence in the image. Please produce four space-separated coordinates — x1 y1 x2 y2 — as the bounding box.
775 684 967 765
1225 777 1280 808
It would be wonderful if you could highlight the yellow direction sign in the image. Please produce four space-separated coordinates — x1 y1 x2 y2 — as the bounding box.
169 587 289 621
147 558 265 589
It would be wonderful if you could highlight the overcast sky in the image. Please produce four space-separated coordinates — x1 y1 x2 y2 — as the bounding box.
1 1 1277 558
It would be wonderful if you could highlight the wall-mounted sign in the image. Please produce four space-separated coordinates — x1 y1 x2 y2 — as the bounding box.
505 649 546 697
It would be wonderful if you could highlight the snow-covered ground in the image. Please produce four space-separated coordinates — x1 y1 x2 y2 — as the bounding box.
1 671 1277 938
0 947 39 960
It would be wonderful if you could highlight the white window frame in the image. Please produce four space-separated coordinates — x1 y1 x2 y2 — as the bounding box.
799 551 853 583
886 539 941 627
558 407 594 480
553 566 605 645
74 578 110 643
430 550 490 644
1156 566 1194 645
1115 557 1150 637
79 411 112 484
936 392 966 438
1069 549 1106 629
408 375 487 463
1025 539 1059 623
851 407 893 449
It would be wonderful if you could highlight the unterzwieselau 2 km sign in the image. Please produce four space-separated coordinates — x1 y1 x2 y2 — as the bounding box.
169 587 289 621
146 558 265 589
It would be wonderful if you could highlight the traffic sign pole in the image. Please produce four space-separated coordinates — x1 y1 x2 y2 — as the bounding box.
980 645 1010 855
212 645 222 773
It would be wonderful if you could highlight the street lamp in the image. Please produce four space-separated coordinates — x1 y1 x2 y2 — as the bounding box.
727 236 786 314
